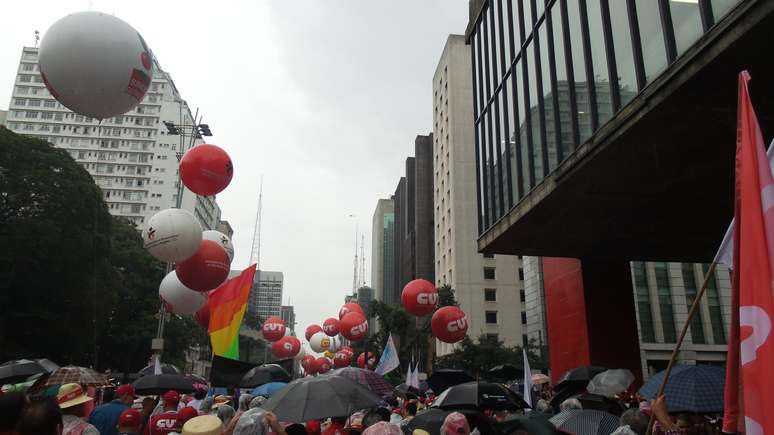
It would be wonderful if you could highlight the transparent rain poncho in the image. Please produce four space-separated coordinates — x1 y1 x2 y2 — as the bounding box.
233 408 270 435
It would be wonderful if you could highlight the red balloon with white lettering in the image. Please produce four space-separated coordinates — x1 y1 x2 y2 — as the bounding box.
340 346 354 357
175 240 230 292
333 351 352 368
271 336 301 359
339 303 365 320
305 324 323 341
301 354 315 372
261 316 286 342
401 279 438 316
313 357 332 374
322 318 340 337
179 144 233 196
340 312 369 341
431 306 468 343
357 352 377 370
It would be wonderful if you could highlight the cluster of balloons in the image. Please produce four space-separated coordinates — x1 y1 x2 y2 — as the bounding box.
402 279 468 344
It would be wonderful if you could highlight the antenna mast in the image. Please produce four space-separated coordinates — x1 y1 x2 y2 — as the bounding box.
250 176 264 269
352 223 359 293
359 234 366 287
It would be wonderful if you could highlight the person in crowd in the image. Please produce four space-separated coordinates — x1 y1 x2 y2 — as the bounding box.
441 412 470 435
535 399 551 414
344 411 365 435
18 397 62 435
558 398 582 412
222 393 255 435
403 403 417 423
181 415 222 435
361 421 402 435
388 410 403 426
170 407 199 435
90 384 136 435
306 419 321 435
0 391 28 435
618 408 650 435
215 404 235 428
58 383 99 435
361 408 389 430
198 397 212 416
285 424 306 435
145 390 181 435
118 408 143 435
141 398 157 431
248 396 266 410
186 390 206 414
322 416 348 435
411 430 430 435
102 389 116 405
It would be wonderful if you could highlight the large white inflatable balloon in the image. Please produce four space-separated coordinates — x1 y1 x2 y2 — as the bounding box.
309 332 332 353
202 230 234 263
142 208 202 262
38 11 153 119
159 270 206 315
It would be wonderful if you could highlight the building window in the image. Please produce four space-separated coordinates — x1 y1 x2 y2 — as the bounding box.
44 100 55 108
521 312 527 324
703 264 726 344
681 264 706 344
520 289 526 303
18 75 31 82
484 288 497 302
484 267 496 280
483 252 494 258
654 262 677 343
633 261 656 342
25 111 38 119
518 267 524 281
485 333 499 343
635 0 669 82
14 98 26 106
669 0 703 56
485 311 498 324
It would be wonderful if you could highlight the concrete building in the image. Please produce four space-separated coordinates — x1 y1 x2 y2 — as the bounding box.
248 270 283 324
281 305 296 335
217 220 234 239
432 35 525 356
371 198 396 306
0 110 7 126
356 286 375 332
4 46 221 230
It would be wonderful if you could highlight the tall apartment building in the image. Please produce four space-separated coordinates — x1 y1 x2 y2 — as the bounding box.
217 220 234 239
280 305 296 335
432 35 525 356
4 47 221 230
248 270 283 324
371 198 396 306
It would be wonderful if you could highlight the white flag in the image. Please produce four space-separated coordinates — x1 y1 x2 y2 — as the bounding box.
375 334 400 375
153 353 162 375
523 349 533 407
410 362 420 389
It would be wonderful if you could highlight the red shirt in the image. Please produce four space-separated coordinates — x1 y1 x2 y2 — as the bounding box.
322 422 349 435
144 411 179 435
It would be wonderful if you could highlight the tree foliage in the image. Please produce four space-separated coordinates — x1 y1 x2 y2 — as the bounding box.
434 334 544 378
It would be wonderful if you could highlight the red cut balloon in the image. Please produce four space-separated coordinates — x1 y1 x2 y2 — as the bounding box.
175 240 230 292
195 300 210 329
339 303 365 320
357 352 377 370
179 144 233 196
340 312 368 341
322 318 340 337
301 354 315 371
272 336 301 359
261 316 286 342
340 346 354 357
312 357 332 374
333 351 352 368
305 324 323 341
431 306 468 344
401 279 438 316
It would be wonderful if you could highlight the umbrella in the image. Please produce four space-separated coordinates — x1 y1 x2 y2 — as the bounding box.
571 392 625 416
251 382 287 397
553 366 607 391
488 364 522 381
138 363 181 376
638 364 725 413
494 413 559 435
432 381 530 411
427 369 475 394
402 408 485 435
327 367 393 396
532 373 551 385
132 374 199 395
37 366 107 387
0 359 59 385
240 364 291 388
549 409 620 435
262 375 381 422
586 369 634 398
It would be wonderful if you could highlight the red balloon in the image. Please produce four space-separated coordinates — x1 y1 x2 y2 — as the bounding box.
339 303 365 320
301 354 315 371
305 324 323 341
357 352 377 370
339 312 368 341
431 306 468 343
401 279 438 316
261 316 286 342
195 300 210 329
271 336 301 358
333 351 352 368
312 357 332 374
340 346 354 357
179 144 233 196
175 240 230 292
322 318 340 337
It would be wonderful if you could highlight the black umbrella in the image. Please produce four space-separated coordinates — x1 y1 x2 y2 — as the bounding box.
138 363 181 376
553 366 607 391
571 392 626 416
132 374 199 395
427 369 475 394
494 413 559 435
0 359 59 385
240 364 291 388
262 375 381 422
487 364 522 381
432 381 530 411
402 408 495 435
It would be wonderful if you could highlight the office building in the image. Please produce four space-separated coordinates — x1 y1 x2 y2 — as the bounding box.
217 220 234 239
356 286 375 332
4 46 221 230
280 305 296 335
248 270 283 323
466 0 762 379
0 110 6 126
371 198 397 306
432 35 525 355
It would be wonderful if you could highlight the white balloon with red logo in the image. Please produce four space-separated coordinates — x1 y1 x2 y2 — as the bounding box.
401 279 438 316
142 208 202 263
431 306 468 343
340 312 369 342
261 317 286 342
202 230 234 263
309 331 332 353
158 270 206 315
38 11 154 119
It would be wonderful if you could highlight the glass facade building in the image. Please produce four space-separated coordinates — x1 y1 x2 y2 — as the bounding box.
470 0 743 233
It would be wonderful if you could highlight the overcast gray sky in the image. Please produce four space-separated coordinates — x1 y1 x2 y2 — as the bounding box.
0 0 469 345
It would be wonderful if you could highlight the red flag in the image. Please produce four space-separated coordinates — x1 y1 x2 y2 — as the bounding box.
723 71 774 434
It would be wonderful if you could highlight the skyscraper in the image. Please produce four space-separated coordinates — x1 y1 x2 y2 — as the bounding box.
248 270 283 323
280 305 296 335
371 198 396 305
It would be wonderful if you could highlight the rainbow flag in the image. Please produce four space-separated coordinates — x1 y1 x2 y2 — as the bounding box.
208 264 256 359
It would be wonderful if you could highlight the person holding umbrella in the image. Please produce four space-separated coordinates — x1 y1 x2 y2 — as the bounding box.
57 383 99 435
90 384 136 435
145 391 181 435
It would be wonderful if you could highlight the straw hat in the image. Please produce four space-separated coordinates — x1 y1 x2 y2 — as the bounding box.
182 415 223 435
57 383 93 409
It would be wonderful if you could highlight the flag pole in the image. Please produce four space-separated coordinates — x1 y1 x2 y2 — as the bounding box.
645 261 719 435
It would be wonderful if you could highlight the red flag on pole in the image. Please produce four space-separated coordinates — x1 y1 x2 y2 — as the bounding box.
723 71 774 434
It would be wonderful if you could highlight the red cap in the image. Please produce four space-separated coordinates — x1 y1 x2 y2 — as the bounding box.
177 407 199 424
162 390 180 404
118 409 142 427
306 420 321 435
115 384 135 398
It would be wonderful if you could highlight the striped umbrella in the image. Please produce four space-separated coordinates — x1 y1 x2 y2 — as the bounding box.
638 364 725 413
549 409 620 435
39 366 107 387
326 367 393 396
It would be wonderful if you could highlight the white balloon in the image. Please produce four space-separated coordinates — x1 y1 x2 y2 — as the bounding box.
142 209 202 262
159 271 206 315
38 11 153 119
202 230 234 263
309 332 332 353
327 336 341 353
293 347 306 361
